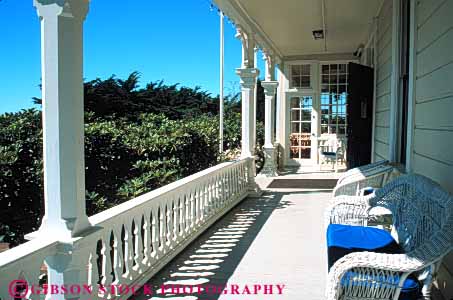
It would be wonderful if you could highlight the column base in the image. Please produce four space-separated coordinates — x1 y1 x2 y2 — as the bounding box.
247 183 264 197
257 146 279 178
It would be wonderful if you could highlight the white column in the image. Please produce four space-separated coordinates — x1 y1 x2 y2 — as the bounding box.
219 11 225 153
33 0 91 241
235 27 258 158
259 51 279 177
236 68 259 158
235 27 261 195
253 47 258 154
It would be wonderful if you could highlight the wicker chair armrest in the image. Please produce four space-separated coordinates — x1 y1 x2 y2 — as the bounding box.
333 166 394 197
325 195 372 228
327 252 425 300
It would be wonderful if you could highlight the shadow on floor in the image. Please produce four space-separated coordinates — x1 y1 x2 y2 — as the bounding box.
131 192 296 300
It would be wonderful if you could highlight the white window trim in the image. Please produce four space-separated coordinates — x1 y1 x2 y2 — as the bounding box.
405 0 417 173
389 0 402 163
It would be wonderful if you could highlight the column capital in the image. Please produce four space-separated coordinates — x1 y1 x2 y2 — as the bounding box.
236 68 260 89
261 81 279 95
34 0 89 20
235 26 256 68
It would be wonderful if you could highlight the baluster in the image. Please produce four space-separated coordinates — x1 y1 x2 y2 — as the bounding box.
25 265 41 300
199 183 206 222
195 188 203 226
123 223 134 281
101 233 113 290
221 173 227 204
142 211 152 267
180 196 186 238
112 229 122 285
88 250 100 298
157 207 164 256
174 198 180 241
234 167 239 196
191 191 196 230
159 205 166 253
135 217 144 273
216 174 222 206
151 210 159 260
185 194 190 234
162 203 169 251
225 169 232 202
165 204 173 249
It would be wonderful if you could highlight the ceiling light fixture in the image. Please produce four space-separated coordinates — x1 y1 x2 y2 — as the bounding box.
313 30 324 40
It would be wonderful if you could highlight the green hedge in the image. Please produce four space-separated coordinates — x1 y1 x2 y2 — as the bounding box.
0 109 263 245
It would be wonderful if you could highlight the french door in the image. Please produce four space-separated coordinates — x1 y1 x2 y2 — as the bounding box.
289 95 315 161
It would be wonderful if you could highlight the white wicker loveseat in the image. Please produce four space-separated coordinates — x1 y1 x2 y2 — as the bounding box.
325 174 453 300
333 161 397 197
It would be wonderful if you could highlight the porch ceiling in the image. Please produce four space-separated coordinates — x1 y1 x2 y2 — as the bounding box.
230 0 383 58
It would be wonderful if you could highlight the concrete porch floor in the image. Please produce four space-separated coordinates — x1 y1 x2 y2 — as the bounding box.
133 170 335 300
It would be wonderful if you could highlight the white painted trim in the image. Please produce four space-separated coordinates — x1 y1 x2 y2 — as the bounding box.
371 18 379 163
213 0 283 60
389 0 402 163
405 0 417 173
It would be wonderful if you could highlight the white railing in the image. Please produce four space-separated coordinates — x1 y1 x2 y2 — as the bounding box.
0 157 253 300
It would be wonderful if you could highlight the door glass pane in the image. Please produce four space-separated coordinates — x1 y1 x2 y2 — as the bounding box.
300 148 311 159
291 122 300 133
301 110 311 121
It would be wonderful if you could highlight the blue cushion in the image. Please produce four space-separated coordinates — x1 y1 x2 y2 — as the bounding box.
327 224 419 299
327 224 403 269
327 224 396 250
322 151 337 156
341 272 420 300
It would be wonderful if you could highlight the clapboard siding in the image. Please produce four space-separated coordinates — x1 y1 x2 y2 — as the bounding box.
417 0 453 52
375 140 389 159
413 129 453 165
412 153 453 194
375 126 390 145
375 110 390 127
413 1 453 298
414 96 453 130
376 93 391 112
374 0 393 162
417 27 453 77
417 0 448 28
416 62 453 102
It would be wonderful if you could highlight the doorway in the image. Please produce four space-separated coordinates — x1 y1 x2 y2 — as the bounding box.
289 95 315 162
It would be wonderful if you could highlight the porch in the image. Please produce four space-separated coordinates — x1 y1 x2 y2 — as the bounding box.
132 179 333 300
1 0 452 299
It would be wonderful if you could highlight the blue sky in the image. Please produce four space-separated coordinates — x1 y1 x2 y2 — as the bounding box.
0 0 265 114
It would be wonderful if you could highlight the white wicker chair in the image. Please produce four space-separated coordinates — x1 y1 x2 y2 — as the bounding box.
333 163 398 197
325 174 453 300
319 135 346 172
337 160 389 186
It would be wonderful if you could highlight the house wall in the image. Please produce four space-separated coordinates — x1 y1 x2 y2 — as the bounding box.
410 0 453 298
373 0 393 161
370 0 453 298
